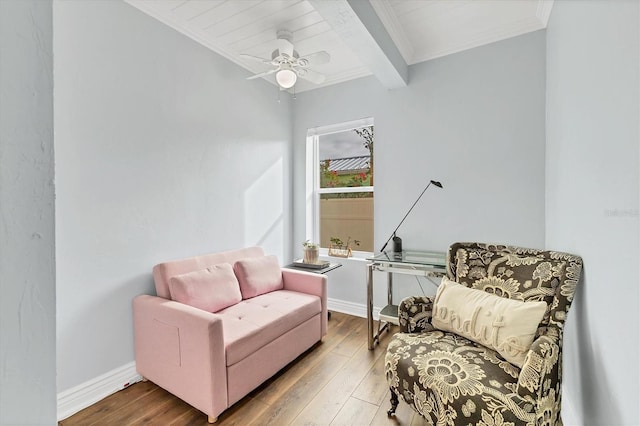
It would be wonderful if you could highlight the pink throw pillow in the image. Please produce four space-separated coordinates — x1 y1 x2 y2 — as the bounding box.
169 263 242 312
233 255 283 299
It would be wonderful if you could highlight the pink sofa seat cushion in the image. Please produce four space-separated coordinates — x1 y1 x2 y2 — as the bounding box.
217 290 321 366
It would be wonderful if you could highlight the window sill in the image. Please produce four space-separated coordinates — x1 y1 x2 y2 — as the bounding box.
319 250 372 262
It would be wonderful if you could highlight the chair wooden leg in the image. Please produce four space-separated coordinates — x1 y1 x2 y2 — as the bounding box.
387 388 399 417
208 415 217 423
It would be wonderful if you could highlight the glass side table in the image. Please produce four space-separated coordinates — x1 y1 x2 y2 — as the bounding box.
366 250 446 349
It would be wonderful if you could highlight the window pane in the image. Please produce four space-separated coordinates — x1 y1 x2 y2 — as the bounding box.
319 126 373 189
312 123 374 253
319 192 373 252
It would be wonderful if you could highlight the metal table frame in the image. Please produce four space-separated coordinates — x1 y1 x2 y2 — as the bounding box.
366 250 446 349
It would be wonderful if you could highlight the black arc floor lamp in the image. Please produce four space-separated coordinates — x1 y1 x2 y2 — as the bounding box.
379 180 443 253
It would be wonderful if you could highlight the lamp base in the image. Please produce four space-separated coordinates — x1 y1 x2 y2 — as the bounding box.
392 236 403 253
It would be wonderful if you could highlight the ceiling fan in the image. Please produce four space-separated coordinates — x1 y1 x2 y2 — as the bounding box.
241 30 330 89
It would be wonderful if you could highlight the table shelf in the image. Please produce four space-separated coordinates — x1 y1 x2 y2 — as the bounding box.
378 304 399 325
367 250 446 349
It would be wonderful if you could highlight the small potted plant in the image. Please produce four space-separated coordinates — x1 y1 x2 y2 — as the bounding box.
328 236 360 258
302 240 320 264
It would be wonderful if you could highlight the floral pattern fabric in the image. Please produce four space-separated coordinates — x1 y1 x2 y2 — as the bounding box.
385 242 583 426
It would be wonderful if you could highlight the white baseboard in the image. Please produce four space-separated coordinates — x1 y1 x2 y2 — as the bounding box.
327 297 382 320
57 361 142 421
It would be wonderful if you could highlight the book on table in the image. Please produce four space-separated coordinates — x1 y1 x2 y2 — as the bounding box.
292 259 331 269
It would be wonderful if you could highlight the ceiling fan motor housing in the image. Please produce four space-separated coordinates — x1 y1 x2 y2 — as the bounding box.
272 49 299 62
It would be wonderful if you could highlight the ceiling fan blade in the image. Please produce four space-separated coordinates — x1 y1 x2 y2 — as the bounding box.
297 68 325 85
239 53 272 64
299 51 330 66
246 68 278 80
277 37 294 58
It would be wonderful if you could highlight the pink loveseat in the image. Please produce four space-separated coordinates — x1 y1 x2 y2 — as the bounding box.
133 247 327 423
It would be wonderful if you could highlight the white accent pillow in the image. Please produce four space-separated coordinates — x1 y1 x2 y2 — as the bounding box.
432 278 547 367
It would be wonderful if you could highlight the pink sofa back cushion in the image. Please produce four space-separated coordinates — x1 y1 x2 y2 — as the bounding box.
234 255 283 299
169 263 242 313
152 247 265 299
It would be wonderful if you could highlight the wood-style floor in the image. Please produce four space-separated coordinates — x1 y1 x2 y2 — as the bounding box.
59 312 429 426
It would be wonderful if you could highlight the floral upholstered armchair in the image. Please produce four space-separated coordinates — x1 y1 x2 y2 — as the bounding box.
385 242 582 426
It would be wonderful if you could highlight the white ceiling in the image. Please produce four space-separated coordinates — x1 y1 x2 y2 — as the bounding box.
125 0 553 93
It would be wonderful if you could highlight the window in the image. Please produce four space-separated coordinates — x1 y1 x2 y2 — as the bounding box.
306 118 374 253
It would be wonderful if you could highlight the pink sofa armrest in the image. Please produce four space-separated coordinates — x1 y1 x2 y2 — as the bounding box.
133 295 226 419
281 269 328 336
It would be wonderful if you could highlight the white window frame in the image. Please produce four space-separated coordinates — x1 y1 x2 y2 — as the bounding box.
305 117 374 255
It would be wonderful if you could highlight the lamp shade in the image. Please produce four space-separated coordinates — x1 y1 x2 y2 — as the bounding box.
276 67 297 89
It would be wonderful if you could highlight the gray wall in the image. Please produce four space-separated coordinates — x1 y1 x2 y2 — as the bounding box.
546 1 639 424
54 0 293 393
0 0 57 424
293 31 547 307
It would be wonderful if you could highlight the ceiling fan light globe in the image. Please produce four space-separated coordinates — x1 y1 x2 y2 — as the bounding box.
276 69 297 89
